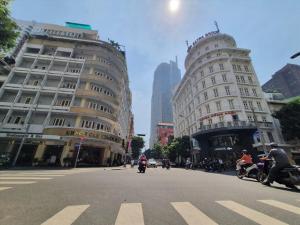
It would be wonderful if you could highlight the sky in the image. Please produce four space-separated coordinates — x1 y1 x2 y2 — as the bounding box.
11 0 300 148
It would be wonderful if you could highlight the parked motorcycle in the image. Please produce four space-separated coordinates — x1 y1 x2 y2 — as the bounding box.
236 162 263 181
258 159 300 189
138 161 147 173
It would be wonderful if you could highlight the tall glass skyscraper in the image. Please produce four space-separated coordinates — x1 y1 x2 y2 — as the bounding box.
149 60 181 148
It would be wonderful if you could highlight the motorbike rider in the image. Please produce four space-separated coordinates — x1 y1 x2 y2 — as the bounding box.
236 149 253 172
260 142 291 186
139 154 147 165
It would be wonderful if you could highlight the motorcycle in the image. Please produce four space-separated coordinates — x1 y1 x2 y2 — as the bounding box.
236 162 262 181
258 159 300 189
138 161 147 173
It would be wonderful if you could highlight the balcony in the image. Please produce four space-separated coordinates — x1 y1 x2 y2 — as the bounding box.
75 89 119 106
80 74 120 91
198 121 257 135
70 106 117 121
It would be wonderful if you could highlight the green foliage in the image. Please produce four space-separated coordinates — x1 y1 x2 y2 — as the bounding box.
130 136 145 159
274 99 300 141
162 136 191 162
0 0 19 53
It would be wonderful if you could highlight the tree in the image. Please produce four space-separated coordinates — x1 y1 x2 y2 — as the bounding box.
274 98 300 141
0 0 19 54
130 136 145 159
152 143 163 159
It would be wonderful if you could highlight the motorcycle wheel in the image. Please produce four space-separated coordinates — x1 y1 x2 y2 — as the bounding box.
285 183 298 190
257 172 268 183
236 170 244 179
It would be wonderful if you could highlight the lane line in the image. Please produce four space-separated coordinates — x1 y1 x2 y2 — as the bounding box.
217 201 288 225
0 181 36 184
171 202 218 225
41 205 90 225
258 200 300 215
0 174 65 177
115 203 145 225
0 187 12 191
0 177 52 180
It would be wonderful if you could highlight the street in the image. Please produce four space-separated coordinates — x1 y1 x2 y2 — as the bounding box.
0 167 299 225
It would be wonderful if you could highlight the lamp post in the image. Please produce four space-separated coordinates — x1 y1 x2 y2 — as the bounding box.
250 107 266 152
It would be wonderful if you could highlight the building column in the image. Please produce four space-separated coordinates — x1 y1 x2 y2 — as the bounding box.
34 142 46 160
60 141 72 166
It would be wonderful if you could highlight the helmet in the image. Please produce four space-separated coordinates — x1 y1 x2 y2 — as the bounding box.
242 149 248 154
269 142 278 148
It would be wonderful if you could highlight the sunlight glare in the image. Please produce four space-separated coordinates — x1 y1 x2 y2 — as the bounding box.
169 0 180 13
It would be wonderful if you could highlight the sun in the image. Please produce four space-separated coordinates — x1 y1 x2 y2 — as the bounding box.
169 0 180 13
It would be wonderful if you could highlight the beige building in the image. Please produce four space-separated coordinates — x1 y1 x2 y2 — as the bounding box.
172 31 283 161
0 21 132 167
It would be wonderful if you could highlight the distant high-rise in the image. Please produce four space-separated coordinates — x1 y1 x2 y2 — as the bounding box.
262 64 300 99
150 60 181 148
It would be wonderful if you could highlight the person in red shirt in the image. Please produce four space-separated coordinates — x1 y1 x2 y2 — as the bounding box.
236 149 253 170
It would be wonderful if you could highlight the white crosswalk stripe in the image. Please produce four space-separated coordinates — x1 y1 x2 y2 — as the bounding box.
115 203 145 225
217 200 288 225
0 181 36 184
0 174 65 177
171 202 218 225
40 205 89 225
0 177 52 180
258 200 300 215
0 187 12 191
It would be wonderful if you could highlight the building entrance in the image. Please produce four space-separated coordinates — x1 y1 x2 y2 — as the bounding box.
43 145 64 166
15 143 38 166
76 146 104 166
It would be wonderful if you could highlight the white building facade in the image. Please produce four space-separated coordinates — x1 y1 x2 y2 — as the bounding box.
0 21 132 166
172 31 282 160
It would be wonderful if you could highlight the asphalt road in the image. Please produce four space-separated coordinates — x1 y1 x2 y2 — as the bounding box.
0 167 299 225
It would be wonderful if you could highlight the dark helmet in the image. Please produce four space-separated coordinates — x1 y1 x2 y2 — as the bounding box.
242 149 248 154
269 142 278 148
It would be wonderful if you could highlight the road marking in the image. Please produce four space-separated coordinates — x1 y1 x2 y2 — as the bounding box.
217 201 288 225
0 177 52 180
258 200 300 215
0 187 12 191
41 205 89 225
0 174 65 177
0 181 36 184
171 202 218 225
115 203 145 225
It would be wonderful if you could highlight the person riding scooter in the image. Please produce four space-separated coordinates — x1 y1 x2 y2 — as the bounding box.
260 143 291 186
138 154 147 173
236 149 253 173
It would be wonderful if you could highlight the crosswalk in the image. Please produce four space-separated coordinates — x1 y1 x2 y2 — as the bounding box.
21 199 300 225
0 168 99 191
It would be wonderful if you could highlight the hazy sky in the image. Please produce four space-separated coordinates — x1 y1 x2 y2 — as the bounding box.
11 0 300 148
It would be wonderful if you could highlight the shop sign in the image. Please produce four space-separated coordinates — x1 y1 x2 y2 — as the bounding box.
65 129 121 143
0 133 61 140
200 111 236 121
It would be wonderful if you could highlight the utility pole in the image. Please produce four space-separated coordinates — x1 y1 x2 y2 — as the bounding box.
251 107 266 152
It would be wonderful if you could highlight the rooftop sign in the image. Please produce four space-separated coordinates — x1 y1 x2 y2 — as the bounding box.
65 22 92 30
187 30 220 52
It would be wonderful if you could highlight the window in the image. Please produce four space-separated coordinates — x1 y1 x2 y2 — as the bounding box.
232 64 237 71
267 132 274 142
211 76 216 85
248 76 253 84
252 88 257 97
208 118 213 124
209 66 213 73
222 74 227 82
257 101 262 111
243 101 249 110
217 52 221 56
206 104 210 113
200 70 204 77
236 76 240 83
14 116 22 124
7 116 12 123
25 97 31 104
205 46 209 51
247 115 253 121
262 116 267 122
216 101 221 111
244 88 250 96
213 88 218 97
215 44 219 48
32 80 39 86
53 118 65 126
228 99 234 109
244 65 249 72
225 86 230 95
204 92 208 100
237 65 242 71
202 80 206 88
61 99 71 107
239 88 244 96
240 76 245 83
219 64 224 70
219 115 224 122
248 101 253 109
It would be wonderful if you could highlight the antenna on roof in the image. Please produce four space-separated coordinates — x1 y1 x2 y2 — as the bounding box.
214 21 220 32
185 40 189 48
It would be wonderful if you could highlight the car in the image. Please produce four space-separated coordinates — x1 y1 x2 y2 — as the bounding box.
147 158 157 168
